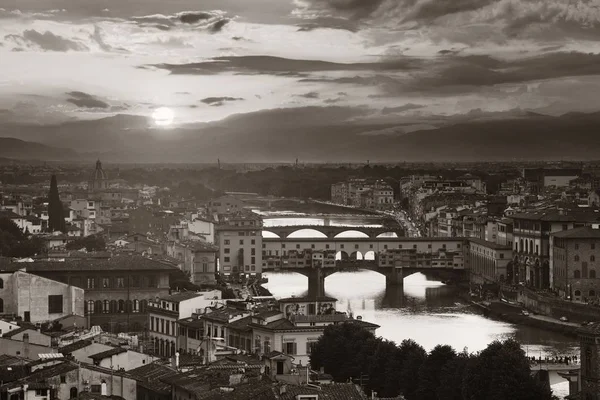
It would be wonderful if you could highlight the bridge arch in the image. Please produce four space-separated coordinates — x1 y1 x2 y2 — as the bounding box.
262 231 281 238
350 251 363 261
376 232 398 238
335 251 349 261
334 230 369 238
288 229 328 238
364 251 376 261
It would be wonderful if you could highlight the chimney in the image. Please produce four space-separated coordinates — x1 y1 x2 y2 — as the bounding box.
172 352 180 369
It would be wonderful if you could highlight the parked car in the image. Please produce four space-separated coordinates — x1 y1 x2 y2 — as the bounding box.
522 310 530 316
560 316 569 322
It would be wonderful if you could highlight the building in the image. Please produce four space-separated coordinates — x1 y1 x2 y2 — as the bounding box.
511 211 600 289
330 180 395 211
577 323 600 400
89 160 110 192
551 227 600 302
250 296 379 365
467 238 513 284
167 239 219 285
207 195 245 216
128 208 181 238
148 290 222 358
22 254 179 333
216 211 263 279
89 347 157 371
0 266 85 324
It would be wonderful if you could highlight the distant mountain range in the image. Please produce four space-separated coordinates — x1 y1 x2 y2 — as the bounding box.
1 109 600 163
0 137 80 161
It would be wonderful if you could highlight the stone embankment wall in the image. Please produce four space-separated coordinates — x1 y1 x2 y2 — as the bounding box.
517 288 600 322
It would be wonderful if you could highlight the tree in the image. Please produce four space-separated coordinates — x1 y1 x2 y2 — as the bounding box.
417 345 457 400
398 339 427 400
48 175 65 233
66 235 106 252
438 349 472 400
0 218 44 257
462 339 555 400
309 322 378 383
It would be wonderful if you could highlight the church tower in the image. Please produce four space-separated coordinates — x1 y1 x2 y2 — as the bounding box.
89 159 109 192
578 323 600 400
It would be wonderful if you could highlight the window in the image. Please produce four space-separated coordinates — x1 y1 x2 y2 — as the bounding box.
590 290 596 297
575 255 580 262
574 270 581 278
60 375 66 384
90 385 101 394
130 276 140 287
285 342 297 355
306 341 317 354
87 278 95 289
224 257 230 262
48 295 63 314
224 239 230 245
251 257 255 264
592 243 596 250
575 290 581 296
150 317 155 331
102 278 110 288
296 244 300 249
264 338 271 353
103 300 109 313
592 255 596 262
562 224 568 231
117 277 125 288
87 300 94 314
251 248 256 255
224 248 230 254
240 240 244 245
0 278 4 289
35 389 48 397
591 270 597 279
575 243 579 250
251 239 255 245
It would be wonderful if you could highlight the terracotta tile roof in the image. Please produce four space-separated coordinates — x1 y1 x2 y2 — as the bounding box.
89 347 127 360
0 362 78 390
21 255 180 272
59 339 93 354
278 296 338 303
226 316 253 333
201 308 249 323
128 363 177 394
552 227 600 239
577 322 600 336
158 291 209 303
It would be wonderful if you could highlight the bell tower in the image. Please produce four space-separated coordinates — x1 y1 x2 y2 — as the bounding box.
578 323 600 400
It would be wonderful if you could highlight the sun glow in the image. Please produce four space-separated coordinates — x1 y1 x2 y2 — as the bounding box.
152 107 175 126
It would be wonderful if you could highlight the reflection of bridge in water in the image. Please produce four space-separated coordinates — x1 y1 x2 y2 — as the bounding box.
529 362 580 392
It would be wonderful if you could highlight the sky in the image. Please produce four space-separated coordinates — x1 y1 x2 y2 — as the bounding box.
1 0 600 161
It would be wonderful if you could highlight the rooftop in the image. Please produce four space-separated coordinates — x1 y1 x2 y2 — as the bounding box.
201 307 249 323
158 291 213 303
552 227 600 239
21 254 180 272
89 347 127 360
278 296 337 303
58 339 93 354
128 363 177 394
468 237 512 250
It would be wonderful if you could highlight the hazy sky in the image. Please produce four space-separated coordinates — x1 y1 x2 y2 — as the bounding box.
1 0 600 149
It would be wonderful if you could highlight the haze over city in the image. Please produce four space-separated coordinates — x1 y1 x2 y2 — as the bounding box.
2 0 600 162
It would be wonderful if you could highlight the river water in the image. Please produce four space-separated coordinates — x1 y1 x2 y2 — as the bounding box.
258 212 579 398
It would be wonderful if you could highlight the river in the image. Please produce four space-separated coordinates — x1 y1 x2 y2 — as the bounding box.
257 211 579 398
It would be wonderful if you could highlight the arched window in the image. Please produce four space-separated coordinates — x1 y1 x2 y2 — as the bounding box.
140 299 148 313
133 299 139 313
575 290 581 296
125 300 132 313
87 300 94 315
103 300 109 313
575 255 580 262
110 300 117 313
118 300 125 313
574 270 581 278
70 387 78 399
95 300 102 314
590 290 596 297
591 270 597 279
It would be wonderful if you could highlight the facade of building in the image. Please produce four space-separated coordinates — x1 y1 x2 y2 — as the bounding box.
216 212 263 278
129 208 181 238
148 291 222 358
167 240 219 285
550 227 600 302
207 195 245 216
330 180 394 211
467 238 513 284
578 323 600 400
23 255 179 333
0 268 85 324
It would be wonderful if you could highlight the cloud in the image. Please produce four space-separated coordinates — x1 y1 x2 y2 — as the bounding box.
381 103 425 114
179 12 215 24
4 29 87 51
65 91 110 109
211 19 230 32
151 55 419 75
296 91 320 99
200 97 244 106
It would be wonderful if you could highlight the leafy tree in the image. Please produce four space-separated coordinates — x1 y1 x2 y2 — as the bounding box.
438 349 472 400
66 235 106 252
48 175 65 233
309 322 378 383
0 218 44 257
417 344 457 400
398 339 427 400
463 339 555 400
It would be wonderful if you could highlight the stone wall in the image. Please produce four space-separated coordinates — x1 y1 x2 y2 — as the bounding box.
518 287 600 322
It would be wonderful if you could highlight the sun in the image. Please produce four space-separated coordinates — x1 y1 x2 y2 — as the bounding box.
152 107 175 126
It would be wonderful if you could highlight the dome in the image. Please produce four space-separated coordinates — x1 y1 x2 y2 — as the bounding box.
91 159 108 181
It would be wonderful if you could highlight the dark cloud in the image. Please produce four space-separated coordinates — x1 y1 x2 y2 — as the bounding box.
4 29 87 51
211 18 230 32
150 55 419 76
200 97 244 106
65 91 110 108
179 12 214 24
296 92 320 99
381 104 425 114
408 0 496 21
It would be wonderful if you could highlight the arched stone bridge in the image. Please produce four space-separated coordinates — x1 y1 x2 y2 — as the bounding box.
263 225 404 239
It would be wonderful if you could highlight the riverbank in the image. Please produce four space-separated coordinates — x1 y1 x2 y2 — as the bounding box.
270 199 382 216
471 300 581 339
